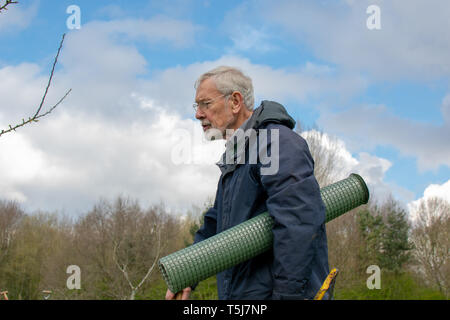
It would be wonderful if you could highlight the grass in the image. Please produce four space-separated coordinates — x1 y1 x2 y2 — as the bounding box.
141 271 447 300
334 272 447 300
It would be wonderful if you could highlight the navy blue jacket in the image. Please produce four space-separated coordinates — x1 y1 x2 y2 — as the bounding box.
194 100 329 300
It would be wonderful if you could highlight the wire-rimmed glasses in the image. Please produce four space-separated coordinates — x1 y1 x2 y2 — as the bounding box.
193 94 229 112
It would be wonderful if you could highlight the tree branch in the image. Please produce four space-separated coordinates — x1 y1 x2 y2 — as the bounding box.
33 33 66 118
136 226 162 291
0 0 18 13
112 241 134 291
113 225 163 299
0 33 72 138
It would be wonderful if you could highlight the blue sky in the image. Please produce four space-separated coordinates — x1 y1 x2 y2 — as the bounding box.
0 0 449 218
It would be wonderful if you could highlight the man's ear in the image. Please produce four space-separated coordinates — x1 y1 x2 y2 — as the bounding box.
230 91 244 114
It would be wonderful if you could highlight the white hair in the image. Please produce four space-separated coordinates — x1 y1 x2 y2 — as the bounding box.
195 66 254 110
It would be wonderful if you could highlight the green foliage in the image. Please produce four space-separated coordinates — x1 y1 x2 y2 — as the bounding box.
379 205 413 272
357 200 413 273
357 209 385 270
140 277 169 300
0 214 60 299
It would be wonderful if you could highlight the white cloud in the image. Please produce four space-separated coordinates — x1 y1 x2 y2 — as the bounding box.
418 180 450 203
263 0 450 80
0 45 383 217
300 130 414 206
0 0 38 33
90 16 199 48
0 9 421 217
351 152 416 206
442 93 450 124
0 105 224 216
228 26 276 53
0 133 43 203
96 4 124 19
220 2 277 54
0 54 369 218
317 100 450 172
137 55 368 117
408 180 450 222
301 129 359 181
0 15 213 216
1 14 200 123
0 63 49 121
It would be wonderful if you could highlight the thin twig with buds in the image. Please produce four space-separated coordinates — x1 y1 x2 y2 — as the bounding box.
0 34 72 138
0 0 18 13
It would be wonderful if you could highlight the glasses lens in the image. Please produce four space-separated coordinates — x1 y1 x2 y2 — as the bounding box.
194 94 227 112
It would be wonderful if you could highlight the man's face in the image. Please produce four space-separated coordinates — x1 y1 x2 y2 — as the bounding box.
195 78 235 139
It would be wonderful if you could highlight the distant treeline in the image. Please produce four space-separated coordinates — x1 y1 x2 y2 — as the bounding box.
0 193 448 300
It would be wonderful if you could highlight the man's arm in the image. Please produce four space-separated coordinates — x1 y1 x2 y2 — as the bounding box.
260 124 327 300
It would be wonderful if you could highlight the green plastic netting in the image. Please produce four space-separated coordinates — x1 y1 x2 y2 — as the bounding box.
158 173 369 293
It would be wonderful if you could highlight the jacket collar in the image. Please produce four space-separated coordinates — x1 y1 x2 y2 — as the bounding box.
216 100 295 175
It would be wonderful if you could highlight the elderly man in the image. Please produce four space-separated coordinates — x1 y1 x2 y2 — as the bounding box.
166 66 329 300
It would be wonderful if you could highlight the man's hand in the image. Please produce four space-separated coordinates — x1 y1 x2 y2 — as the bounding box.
165 287 191 300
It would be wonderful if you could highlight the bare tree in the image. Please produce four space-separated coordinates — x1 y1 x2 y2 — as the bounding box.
0 200 24 264
71 202 117 299
38 214 77 300
411 197 450 297
296 126 347 187
71 197 181 300
108 198 164 299
0 197 186 300
0 34 72 138
325 206 367 287
113 227 161 300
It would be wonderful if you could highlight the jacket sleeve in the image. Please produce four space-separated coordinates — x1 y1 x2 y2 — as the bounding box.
259 124 327 300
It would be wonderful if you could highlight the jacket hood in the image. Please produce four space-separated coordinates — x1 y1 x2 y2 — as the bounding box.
217 100 295 174
248 100 296 130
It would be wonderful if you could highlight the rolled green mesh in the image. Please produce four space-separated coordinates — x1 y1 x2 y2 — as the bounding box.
158 173 369 294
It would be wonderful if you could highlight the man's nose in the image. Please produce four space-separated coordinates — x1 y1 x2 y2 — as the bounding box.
195 108 205 120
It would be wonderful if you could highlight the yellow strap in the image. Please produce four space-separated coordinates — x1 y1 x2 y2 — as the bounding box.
314 268 339 300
